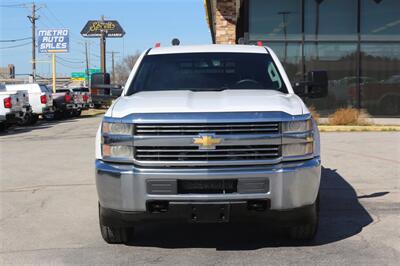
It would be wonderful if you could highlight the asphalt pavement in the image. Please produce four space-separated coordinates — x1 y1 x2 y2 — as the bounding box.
0 116 399 265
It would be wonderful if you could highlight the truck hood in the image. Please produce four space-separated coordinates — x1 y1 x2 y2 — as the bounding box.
110 90 306 118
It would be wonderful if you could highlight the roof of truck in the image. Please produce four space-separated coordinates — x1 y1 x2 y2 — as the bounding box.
147 44 269 55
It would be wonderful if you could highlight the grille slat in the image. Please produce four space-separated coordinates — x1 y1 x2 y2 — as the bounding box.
136 147 279 153
135 122 279 136
136 153 280 158
135 145 280 161
137 128 278 133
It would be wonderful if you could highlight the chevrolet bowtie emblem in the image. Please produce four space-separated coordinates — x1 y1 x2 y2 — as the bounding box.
193 134 222 150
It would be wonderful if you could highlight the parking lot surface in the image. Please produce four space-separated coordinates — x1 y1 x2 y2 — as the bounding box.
1 116 399 265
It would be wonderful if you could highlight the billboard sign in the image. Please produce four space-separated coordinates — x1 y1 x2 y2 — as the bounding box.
38 29 69 53
71 69 102 81
81 20 125 38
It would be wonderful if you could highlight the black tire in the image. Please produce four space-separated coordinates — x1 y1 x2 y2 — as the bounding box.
100 223 132 244
0 122 6 131
63 110 74 119
54 111 63 120
29 114 39 125
99 205 133 244
73 109 82 117
16 114 31 126
289 196 319 241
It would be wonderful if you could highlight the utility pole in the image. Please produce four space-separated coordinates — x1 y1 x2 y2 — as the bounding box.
85 41 90 86
100 15 107 74
107 51 120 83
27 3 39 81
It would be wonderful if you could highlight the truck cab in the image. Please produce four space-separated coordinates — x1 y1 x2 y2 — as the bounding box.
95 45 327 244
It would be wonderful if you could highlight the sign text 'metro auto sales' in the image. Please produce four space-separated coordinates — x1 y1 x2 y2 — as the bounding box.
37 29 69 53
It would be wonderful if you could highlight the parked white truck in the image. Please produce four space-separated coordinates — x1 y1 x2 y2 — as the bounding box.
0 84 32 130
95 45 328 244
6 83 53 123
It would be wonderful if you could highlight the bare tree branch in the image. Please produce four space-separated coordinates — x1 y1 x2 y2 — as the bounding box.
113 51 141 85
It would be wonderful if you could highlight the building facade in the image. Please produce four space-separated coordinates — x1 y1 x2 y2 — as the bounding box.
205 0 400 116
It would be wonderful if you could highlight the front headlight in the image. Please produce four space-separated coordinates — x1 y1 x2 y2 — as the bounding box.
102 122 133 135
282 120 312 133
101 121 134 161
282 143 313 157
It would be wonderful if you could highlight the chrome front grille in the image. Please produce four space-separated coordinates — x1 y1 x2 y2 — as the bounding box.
133 121 281 166
135 145 280 162
135 122 279 136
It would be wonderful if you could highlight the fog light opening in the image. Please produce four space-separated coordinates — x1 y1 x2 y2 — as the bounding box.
147 201 169 213
247 200 270 211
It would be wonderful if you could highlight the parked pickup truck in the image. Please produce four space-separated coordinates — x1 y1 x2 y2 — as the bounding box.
95 45 328 244
6 83 53 123
71 87 92 110
0 84 32 130
56 88 83 117
52 89 75 119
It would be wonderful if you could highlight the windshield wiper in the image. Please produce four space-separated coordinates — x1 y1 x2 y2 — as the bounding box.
189 87 230 92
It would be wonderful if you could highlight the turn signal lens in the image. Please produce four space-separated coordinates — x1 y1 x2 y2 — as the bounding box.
282 143 313 157
3 97 12 108
102 144 133 159
40 94 47 104
64 93 71 103
82 94 89 102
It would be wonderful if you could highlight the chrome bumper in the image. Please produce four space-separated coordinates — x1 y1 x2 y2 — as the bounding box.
95 157 321 212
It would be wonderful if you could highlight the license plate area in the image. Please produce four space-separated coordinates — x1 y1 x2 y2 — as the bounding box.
178 179 237 194
189 204 230 223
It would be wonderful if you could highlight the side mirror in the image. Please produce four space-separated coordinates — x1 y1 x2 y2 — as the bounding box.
294 70 328 98
110 85 123 97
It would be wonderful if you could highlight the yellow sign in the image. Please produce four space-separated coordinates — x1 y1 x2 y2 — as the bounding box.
193 135 222 149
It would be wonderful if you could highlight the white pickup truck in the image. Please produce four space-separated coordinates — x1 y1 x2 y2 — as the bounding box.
6 83 53 123
95 45 328 244
0 84 32 130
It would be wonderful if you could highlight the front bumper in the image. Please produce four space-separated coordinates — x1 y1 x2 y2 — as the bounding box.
95 157 321 213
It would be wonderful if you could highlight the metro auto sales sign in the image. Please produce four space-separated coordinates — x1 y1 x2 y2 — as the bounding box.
38 29 69 53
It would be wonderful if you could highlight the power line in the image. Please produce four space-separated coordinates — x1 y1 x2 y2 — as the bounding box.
0 37 31 42
56 56 84 64
0 3 28 8
0 41 32 49
56 60 83 69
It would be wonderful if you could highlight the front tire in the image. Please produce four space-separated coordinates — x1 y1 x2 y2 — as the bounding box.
29 114 39 125
99 205 134 244
73 109 82 117
289 196 319 241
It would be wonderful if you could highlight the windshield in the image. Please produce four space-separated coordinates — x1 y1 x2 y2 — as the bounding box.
126 52 287 95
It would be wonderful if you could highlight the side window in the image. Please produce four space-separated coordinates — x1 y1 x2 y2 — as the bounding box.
40 85 50 93
267 62 282 89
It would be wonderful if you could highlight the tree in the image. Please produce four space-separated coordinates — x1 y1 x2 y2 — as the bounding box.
113 52 141 85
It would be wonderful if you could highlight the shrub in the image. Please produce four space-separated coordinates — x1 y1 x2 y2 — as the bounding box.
308 105 320 123
328 108 370 126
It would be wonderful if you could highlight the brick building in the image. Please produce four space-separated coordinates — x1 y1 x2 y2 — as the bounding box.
205 0 400 117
